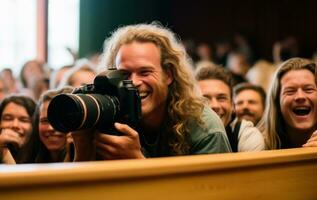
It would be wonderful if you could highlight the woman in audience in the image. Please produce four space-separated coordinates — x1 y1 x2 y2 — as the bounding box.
195 42 214 67
0 68 18 95
19 60 49 100
20 86 74 163
258 57 317 149
0 95 36 163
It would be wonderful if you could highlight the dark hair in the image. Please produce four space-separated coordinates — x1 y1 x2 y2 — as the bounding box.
1 68 13 74
233 82 266 109
0 95 36 163
19 60 44 88
0 95 36 119
195 65 233 97
20 87 73 163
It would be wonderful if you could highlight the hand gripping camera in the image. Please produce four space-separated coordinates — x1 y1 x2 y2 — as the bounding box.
47 69 141 134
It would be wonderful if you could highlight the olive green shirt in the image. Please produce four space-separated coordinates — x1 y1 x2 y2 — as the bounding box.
142 106 232 157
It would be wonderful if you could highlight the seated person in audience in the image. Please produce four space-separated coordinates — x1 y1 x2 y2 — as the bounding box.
0 95 36 163
258 57 317 149
272 36 299 65
233 83 266 126
226 51 250 77
58 59 96 88
246 60 276 93
71 23 231 161
214 39 231 67
0 78 8 102
0 68 18 95
49 65 73 89
195 42 214 68
19 60 49 100
20 86 74 163
225 51 249 87
195 64 265 152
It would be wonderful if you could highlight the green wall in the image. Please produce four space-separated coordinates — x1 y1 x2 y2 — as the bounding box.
79 0 171 58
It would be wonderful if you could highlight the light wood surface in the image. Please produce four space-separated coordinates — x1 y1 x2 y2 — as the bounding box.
0 148 316 200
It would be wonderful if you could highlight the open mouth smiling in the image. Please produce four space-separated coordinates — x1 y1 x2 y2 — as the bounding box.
293 106 311 116
139 92 149 100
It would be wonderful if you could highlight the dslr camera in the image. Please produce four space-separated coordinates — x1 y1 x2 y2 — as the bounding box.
47 69 141 134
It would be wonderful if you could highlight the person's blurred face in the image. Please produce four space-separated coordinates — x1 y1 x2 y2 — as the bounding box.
1 69 14 82
228 54 249 75
280 69 317 134
0 102 33 147
39 101 66 151
197 44 212 60
115 41 173 127
23 61 44 85
234 89 264 125
198 79 232 126
70 70 96 87
1 69 18 93
55 67 71 87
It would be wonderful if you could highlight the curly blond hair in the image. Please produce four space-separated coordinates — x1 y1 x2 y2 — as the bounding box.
99 23 205 154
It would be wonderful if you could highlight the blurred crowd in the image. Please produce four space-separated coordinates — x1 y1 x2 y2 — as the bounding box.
0 25 316 164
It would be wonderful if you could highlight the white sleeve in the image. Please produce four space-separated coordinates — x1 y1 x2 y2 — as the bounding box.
237 120 265 152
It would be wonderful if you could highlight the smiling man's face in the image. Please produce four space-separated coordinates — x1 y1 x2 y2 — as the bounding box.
115 41 173 128
280 69 317 134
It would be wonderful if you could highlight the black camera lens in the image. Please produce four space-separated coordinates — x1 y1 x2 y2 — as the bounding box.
48 93 119 133
47 69 141 134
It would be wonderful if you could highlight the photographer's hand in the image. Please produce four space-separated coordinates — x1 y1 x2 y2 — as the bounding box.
95 122 145 160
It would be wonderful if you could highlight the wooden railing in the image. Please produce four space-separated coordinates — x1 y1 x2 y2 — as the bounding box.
0 147 316 200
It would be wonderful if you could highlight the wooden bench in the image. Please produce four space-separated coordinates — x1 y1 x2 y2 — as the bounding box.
0 147 316 200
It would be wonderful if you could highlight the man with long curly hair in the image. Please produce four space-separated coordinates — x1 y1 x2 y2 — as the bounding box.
72 23 231 160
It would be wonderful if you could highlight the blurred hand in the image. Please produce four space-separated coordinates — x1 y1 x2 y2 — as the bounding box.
95 122 145 160
303 130 317 147
1 147 15 164
0 128 24 148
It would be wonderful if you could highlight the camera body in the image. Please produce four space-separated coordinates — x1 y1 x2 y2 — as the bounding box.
47 69 141 134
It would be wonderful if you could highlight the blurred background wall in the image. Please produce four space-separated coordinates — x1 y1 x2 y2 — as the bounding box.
79 0 317 62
